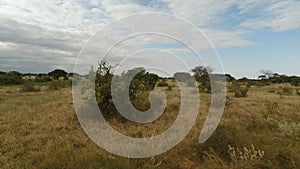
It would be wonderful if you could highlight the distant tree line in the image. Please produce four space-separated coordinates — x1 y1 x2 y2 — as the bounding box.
0 69 76 85
1 66 300 89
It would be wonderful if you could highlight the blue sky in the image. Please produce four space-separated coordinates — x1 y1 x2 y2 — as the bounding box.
0 0 299 78
220 29 300 78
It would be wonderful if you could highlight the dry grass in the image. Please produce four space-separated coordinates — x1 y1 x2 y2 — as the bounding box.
0 82 299 168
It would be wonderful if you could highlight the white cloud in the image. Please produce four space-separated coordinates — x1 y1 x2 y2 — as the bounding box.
0 0 299 73
239 0 300 32
162 0 237 26
202 29 253 48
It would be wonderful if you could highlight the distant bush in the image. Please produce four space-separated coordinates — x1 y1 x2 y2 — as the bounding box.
48 69 68 80
167 85 172 91
157 79 168 87
290 77 300 86
0 74 23 85
230 82 248 98
35 76 52 83
21 82 40 92
48 80 70 90
48 81 60 90
278 86 293 95
234 88 248 98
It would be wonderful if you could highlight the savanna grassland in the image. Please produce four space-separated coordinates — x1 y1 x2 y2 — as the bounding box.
0 81 299 169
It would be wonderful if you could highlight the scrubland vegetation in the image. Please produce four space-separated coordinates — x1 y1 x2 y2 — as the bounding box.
0 65 299 168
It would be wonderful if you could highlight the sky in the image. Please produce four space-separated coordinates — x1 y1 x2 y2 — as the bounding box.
0 0 299 78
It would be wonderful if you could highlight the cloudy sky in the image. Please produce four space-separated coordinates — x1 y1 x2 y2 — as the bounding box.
0 0 299 78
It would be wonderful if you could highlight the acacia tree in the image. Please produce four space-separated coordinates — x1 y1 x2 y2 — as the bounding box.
192 66 212 92
192 66 212 83
260 69 273 79
48 69 68 80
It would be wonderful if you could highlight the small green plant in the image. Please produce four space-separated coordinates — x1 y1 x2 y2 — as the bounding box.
166 85 172 91
20 82 40 92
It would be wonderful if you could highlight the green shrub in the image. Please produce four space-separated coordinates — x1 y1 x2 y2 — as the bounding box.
167 85 172 91
0 74 23 85
94 62 159 119
290 77 300 86
20 82 40 92
35 76 52 83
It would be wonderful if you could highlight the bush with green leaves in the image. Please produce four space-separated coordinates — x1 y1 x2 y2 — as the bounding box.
94 61 159 118
290 77 300 86
0 73 23 85
35 76 52 83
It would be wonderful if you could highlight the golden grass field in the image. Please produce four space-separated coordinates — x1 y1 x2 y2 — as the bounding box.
0 83 299 169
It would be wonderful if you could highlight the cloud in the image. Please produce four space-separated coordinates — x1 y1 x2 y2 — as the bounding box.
0 41 75 73
0 18 86 51
0 0 299 73
239 0 300 32
162 0 237 26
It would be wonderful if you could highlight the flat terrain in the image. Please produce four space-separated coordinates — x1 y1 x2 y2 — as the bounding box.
0 84 299 168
